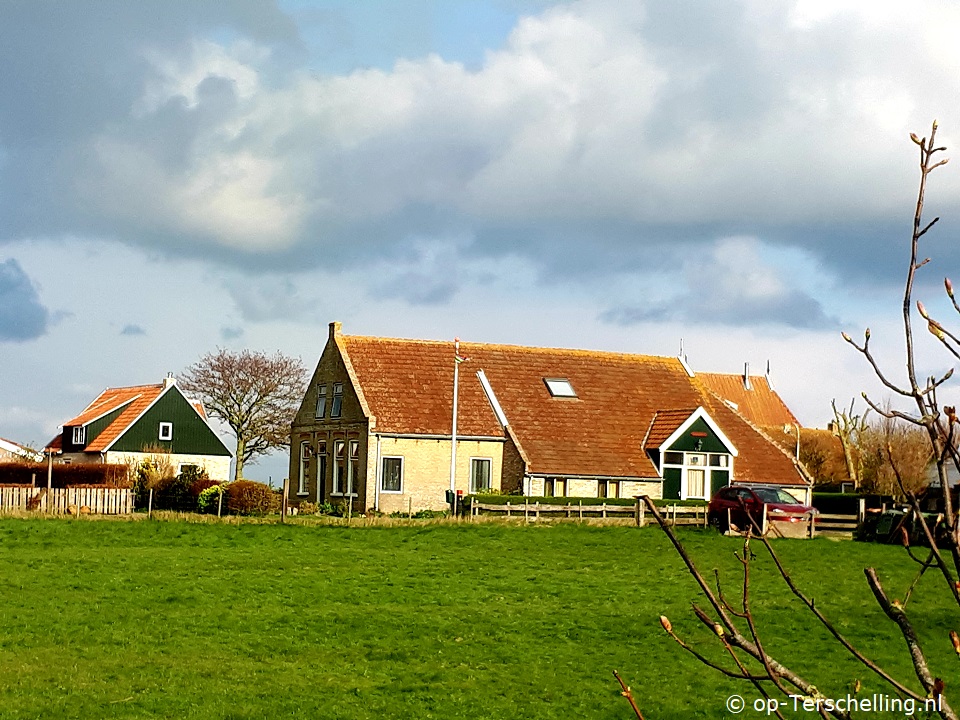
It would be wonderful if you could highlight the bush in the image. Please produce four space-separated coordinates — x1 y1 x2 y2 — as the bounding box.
226 480 280 516
197 484 226 514
295 501 318 515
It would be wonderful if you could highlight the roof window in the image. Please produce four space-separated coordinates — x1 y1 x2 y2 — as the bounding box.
544 378 577 398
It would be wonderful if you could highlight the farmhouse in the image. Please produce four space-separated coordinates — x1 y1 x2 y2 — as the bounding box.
0 436 42 463
289 323 809 513
45 376 232 481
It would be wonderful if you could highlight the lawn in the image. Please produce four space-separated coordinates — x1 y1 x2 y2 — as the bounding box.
0 517 953 719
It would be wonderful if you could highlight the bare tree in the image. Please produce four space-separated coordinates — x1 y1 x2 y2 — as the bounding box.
831 399 869 489
180 348 308 482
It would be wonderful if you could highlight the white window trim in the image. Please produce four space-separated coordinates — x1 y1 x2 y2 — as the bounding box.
331 439 359 497
315 385 327 419
380 455 404 494
543 377 577 398
297 441 310 496
72 426 86 445
158 422 173 441
469 456 493 493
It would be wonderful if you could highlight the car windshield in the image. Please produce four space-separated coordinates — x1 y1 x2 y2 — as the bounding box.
753 488 801 505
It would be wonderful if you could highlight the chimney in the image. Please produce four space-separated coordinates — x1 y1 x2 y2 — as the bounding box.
163 372 176 389
743 362 752 390
329 321 342 340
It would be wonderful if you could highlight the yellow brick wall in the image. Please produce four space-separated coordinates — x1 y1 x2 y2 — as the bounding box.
369 436 504 513
527 476 662 500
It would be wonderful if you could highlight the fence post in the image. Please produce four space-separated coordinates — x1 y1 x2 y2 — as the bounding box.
217 488 223 518
858 497 866 523
602 502 607 520
635 497 640 527
148 488 154 519
506 501 511 518
524 499 529 522
535 501 540 522
578 500 583 521
281 477 289 523
761 503 768 536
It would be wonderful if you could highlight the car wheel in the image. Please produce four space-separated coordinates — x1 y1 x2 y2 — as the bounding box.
708 513 726 533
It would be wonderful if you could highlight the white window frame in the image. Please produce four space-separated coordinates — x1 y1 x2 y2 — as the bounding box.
331 383 344 418
346 440 359 497
543 378 577 398
178 463 200 475
297 441 310 496
380 456 404 494
315 385 327 419
333 440 346 495
158 422 173 441
469 457 492 493
72 426 86 445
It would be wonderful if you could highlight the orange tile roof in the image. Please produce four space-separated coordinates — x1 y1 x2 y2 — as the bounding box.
341 333 807 486
644 409 699 449
698 372 800 428
62 383 166 452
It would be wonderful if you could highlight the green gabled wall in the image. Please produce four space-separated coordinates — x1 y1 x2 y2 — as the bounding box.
110 388 231 456
63 405 129 452
665 417 729 454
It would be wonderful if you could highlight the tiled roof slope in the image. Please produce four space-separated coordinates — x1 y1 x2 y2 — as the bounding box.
644 409 699 449
62 384 165 452
698 373 800 428
341 334 806 485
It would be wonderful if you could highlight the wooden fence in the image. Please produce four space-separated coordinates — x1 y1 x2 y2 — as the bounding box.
0 486 134 515
470 498 709 527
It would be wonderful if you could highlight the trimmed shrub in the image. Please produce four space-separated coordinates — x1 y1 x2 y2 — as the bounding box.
225 480 280 516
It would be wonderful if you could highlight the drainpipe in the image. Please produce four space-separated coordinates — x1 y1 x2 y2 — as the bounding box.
374 434 382 512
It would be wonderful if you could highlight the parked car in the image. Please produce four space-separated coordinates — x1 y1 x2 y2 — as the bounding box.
708 485 815 534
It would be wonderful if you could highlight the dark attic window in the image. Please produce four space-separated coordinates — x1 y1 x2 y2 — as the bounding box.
543 378 577 398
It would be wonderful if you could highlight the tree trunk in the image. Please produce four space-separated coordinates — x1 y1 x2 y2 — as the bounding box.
234 438 245 482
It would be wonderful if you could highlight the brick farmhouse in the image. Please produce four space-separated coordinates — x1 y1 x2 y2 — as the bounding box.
288 322 809 513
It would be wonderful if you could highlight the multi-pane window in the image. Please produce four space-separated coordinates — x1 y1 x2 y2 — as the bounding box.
544 478 566 498
470 458 491 493
298 441 310 495
72 426 86 445
597 480 620 499
315 385 327 418
347 441 359 495
316 442 327 500
333 441 346 494
381 457 403 493
159 422 173 441
331 383 343 418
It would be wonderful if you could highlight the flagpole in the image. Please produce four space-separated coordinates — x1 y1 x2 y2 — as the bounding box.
449 337 460 502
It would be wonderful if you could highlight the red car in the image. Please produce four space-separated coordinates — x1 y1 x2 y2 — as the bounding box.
708 485 815 534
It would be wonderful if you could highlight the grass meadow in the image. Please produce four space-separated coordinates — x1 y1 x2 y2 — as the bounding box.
0 517 953 719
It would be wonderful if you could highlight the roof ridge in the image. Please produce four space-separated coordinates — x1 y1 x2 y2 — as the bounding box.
342 334 683 363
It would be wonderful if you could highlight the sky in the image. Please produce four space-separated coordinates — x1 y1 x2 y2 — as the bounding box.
4 0 960 483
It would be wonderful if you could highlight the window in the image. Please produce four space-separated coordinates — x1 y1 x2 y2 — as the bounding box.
663 451 683 465
333 441 346 495
159 422 173 441
316 442 327 501
543 378 577 398
315 385 327 418
597 480 620 499
71 426 86 445
470 458 492 493
298 441 310 495
331 383 343 418
709 454 729 467
544 478 566 498
381 457 403 493
178 464 200 476
347 440 359 496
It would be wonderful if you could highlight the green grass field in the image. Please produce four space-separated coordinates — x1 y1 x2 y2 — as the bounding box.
0 517 953 719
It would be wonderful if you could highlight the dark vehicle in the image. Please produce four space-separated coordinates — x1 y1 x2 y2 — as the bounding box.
708 485 815 534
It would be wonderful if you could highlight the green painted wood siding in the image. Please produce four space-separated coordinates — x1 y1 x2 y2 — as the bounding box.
666 417 729 454
710 469 729 496
110 389 231 456
662 467 681 500
63 406 128 452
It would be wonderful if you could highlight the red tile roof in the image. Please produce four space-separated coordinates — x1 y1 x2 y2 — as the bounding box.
698 372 800 428
49 383 176 453
340 333 807 486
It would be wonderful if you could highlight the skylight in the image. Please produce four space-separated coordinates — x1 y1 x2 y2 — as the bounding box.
544 378 577 398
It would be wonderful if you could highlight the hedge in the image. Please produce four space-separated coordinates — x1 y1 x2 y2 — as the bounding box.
0 462 130 488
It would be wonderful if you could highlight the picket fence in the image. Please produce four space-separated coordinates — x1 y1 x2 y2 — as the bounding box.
0 486 133 515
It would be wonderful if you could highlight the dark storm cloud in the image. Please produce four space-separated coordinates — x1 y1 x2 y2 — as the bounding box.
0 259 50 341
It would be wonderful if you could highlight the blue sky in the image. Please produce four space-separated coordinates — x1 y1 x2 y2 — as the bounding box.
3 0 960 483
